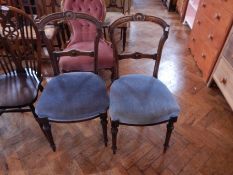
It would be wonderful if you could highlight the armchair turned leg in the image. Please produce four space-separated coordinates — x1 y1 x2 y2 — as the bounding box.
163 118 176 153
100 113 108 146
111 120 119 154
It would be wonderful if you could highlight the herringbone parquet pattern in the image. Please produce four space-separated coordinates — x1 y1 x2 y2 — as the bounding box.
1 0 233 174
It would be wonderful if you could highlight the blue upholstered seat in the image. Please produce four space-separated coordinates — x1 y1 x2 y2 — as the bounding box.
109 74 180 125
36 72 109 122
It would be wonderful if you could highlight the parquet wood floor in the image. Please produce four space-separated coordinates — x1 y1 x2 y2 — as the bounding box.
1 0 233 174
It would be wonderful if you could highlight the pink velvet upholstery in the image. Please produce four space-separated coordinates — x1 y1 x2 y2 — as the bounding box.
63 0 106 42
60 0 113 72
59 39 113 72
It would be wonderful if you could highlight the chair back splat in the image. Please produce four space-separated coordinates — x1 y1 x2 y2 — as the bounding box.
109 13 180 154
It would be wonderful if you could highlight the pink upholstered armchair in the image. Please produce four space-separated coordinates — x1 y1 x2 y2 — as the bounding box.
60 0 114 75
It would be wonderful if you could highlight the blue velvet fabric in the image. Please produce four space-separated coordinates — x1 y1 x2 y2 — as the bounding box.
109 74 180 125
36 72 109 122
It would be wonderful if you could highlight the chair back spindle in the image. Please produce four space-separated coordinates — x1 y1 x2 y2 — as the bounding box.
0 5 42 78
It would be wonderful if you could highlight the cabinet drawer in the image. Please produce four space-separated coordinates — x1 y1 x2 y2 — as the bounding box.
199 0 232 34
191 3 230 50
196 45 218 80
189 32 218 80
192 11 222 50
213 58 233 109
223 32 233 66
189 30 198 57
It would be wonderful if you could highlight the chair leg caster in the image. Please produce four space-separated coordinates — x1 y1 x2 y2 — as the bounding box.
111 120 119 154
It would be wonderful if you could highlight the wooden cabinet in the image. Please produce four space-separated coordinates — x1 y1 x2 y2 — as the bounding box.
188 0 233 82
209 26 233 110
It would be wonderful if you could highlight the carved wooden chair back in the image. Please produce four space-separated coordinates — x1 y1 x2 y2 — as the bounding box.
109 13 170 79
0 5 42 78
38 11 103 75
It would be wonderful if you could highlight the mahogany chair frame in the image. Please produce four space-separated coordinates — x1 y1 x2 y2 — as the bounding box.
109 13 178 154
37 11 108 151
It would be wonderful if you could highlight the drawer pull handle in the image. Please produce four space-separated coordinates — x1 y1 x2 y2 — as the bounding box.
221 78 227 85
202 3 206 8
192 37 195 42
201 53 206 59
208 34 214 40
197 20 201 25
214 13 221 20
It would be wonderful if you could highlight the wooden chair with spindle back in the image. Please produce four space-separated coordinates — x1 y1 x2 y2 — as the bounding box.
0 5 46 139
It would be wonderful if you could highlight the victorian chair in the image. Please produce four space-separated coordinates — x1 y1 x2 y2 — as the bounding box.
0 6 44 135
35 11 109 151
109 13 180 154
103 0 131 51
59 0 114 77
